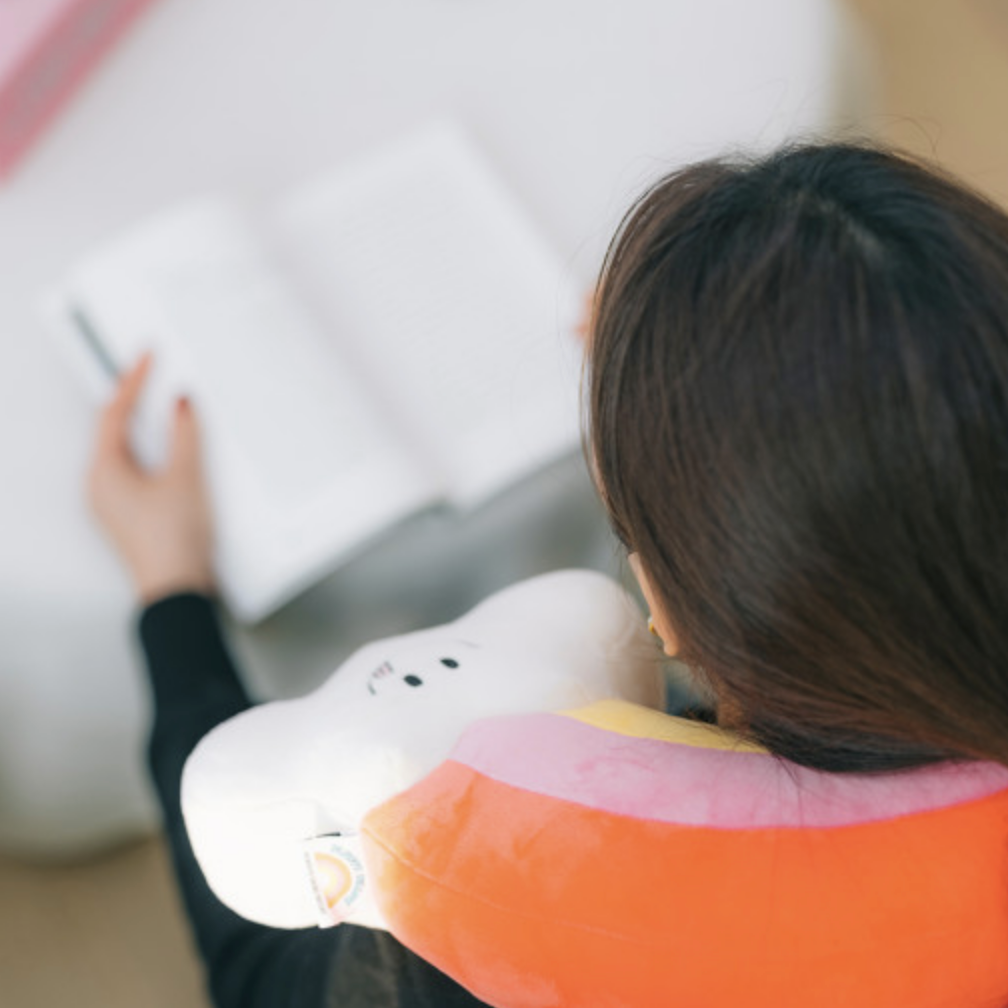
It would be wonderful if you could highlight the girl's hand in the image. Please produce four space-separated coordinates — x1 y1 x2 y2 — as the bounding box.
88 354 216 604
575 287 596 344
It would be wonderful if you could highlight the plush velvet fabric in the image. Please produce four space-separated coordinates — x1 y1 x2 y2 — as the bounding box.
364 700 1008 1008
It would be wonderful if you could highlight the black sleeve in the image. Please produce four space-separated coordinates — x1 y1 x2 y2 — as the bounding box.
138 593 489 1008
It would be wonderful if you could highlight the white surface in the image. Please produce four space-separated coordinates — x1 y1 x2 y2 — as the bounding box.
0 0 860 853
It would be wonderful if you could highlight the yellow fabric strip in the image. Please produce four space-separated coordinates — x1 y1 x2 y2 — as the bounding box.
562 699 767 753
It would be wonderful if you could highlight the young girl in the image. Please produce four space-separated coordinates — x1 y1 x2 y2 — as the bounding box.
590 142 1008 772
89 141 1008 1006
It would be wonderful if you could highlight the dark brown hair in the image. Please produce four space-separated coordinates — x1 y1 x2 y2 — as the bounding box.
589 143 1008 773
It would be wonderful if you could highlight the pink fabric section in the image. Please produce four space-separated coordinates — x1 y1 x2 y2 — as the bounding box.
449 713 1008 829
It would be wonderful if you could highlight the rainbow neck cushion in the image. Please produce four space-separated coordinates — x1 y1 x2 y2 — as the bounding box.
183 569 1008 1006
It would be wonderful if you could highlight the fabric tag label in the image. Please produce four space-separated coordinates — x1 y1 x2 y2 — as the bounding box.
302 831 367 928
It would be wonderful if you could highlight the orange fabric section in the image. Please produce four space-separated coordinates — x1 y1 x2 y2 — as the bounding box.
363 761 1008 1008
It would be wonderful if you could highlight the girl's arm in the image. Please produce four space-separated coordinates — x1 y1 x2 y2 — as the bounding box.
140 591 485 1008
89 358 489 1008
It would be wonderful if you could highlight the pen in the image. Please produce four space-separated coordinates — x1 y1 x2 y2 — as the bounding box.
69 304 120 380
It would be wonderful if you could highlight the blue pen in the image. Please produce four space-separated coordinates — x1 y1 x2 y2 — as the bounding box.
69 304 120 381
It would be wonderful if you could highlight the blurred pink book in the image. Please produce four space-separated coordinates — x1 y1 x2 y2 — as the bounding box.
0 0 160 179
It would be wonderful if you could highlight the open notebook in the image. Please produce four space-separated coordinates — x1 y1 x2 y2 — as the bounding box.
50 123 584 621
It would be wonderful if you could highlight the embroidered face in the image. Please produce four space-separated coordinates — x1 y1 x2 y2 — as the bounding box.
365 647 475 697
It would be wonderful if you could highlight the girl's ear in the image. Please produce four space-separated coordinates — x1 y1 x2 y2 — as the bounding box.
627 553 680 659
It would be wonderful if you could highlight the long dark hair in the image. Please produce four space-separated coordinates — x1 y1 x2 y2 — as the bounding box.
588 143 1008 773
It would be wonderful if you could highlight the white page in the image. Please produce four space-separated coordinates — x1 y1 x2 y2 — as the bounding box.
55 201 441 620
276 124 585 507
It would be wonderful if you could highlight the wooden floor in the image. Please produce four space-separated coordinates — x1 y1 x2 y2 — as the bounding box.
4 3 1007 1006
0 839 208 1008
845 0 1008 205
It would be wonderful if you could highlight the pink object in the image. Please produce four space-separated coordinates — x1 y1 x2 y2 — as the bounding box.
450 711 1008 829
0 0 160 179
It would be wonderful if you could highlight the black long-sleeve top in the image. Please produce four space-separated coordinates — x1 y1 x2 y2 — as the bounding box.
138 593 488 1008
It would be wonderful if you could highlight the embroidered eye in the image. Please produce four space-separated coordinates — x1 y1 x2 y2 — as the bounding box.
440 658 459 668
404 674 423 687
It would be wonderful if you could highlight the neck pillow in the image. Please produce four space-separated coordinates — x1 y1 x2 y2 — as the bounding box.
182 569 1008 1006
181 569 662 930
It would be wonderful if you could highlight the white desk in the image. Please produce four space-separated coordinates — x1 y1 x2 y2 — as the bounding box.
0 0 865 853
